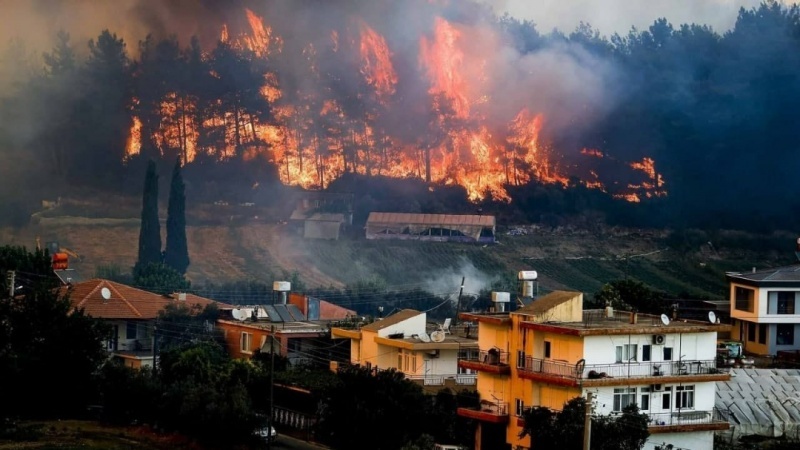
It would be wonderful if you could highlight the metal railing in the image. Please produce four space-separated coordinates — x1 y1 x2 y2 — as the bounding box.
459 349 509 366
646 409 727 427
519 356 721 380
406 374 477 386
477 400 509 416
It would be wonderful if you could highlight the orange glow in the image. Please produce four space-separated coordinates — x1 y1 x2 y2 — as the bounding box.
124 10 668 204
359 20 398 100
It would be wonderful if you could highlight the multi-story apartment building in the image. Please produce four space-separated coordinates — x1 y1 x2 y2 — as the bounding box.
331 309 479 391
457 290 730 450
727 264 800 355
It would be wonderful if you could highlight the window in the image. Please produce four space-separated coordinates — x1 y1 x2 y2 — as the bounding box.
735 287 754 312
662 387 672 409
778 324 795 346
615 344 638 363
126 321 137 339
640 387 650 411
642 345 651 362
544 341 551 358
515 399 525 417
748 322 756 342
613 388 636 412
675 385 695 409
759 324 767 345
778 292 796 314
663 347 673 361
517 350 526 368
288 338 301 352
241 332 252 353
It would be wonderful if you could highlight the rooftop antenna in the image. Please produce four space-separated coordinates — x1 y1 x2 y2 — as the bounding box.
419 332 431 343
430 330 445 342
708 311 717 324
100 287 111 301
660 314 671 326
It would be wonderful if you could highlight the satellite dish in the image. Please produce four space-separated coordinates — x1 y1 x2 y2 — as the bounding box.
232 309 247 321
660 314 671 326
431 330 445 342
708 311 717 324
100 287 111 300
419 332 431 343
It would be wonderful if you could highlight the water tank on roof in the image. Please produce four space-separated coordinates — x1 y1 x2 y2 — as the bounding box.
492 292 510 312
518 270 538 280
273 281 291 291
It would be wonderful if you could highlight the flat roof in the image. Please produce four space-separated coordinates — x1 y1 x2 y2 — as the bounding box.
524 310 730 336
366 212 495 227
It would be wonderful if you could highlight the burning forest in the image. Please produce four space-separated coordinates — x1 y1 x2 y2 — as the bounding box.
2 0 800 230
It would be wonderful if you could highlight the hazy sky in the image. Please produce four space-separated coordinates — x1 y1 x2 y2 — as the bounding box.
487 0 793 35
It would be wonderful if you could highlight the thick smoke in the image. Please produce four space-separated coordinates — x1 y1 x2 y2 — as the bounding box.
486 0 787 35
420 258 500 301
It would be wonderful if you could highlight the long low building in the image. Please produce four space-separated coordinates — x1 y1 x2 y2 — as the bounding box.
365 212 496 243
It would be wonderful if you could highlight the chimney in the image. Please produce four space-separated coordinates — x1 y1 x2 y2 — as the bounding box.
178 292 187 301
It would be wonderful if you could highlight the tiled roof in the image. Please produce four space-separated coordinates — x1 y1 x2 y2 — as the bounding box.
64 279 230 319
361 309 422 331
513 290 581 315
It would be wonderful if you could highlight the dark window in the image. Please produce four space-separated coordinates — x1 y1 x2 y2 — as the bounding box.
544 341 551 358
735 287 754 312
126 321 137 339
778 324 795 346
642 345 651 362
748 322 756 342
641 390 650 411
663 347 673 361
759 324 767 344
288 338 301 352
662 387 671 409
778 292 795 314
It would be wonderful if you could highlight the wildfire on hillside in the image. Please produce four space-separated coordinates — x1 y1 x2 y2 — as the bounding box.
125 6 666 203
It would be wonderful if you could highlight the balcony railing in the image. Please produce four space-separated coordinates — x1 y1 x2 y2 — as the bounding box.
647 409 728 428
478 400 509 416
519 356 722 380
460 349 509 366
405 374 477 386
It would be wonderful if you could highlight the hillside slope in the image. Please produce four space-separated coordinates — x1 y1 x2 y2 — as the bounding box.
2 214 791 300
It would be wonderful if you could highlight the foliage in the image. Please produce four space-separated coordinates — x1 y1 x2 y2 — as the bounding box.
316 364 428 450
155 302 223 353
135 160 161 274
0 281 108 420
96 362 161 425
592 279 665 314
133 262 190 295
164 158 190 275
520 397 649 450
0 245 58 296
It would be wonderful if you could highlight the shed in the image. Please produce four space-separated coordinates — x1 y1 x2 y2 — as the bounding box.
303 213 344 240
365 212 495 243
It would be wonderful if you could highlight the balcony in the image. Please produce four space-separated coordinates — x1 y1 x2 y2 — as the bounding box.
458 349 510 375
647 409 730 433
405 374 477 386
457 400 509 424
518 357 728 386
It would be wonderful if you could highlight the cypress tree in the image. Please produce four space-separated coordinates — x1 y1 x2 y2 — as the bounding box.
164 157 189 274
135 160 161 275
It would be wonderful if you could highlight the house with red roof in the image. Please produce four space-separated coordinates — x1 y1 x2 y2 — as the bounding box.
64 279 231 368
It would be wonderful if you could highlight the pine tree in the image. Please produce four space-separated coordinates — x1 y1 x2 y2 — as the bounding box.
135 160 161 275
164 157 189 274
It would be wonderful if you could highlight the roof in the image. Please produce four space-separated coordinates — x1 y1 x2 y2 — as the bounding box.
716 368 800 439
64 279 230 320
366 212 495 227
361 309 422 332
727 264 800 284
513 290 581 315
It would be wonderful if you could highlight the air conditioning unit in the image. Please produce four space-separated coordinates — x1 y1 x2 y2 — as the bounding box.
652 334 666 345
651 384 663 392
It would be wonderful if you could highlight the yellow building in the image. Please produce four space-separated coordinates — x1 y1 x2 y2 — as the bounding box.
331 309 479 391
458 291 731 450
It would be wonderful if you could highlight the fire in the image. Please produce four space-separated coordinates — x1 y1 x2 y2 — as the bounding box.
359 20 397 100
124 9 667 203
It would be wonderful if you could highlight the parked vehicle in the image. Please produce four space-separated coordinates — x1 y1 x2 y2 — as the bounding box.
717 340 754 368
254 424 278 443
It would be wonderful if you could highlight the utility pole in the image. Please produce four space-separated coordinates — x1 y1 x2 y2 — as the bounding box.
583 391 593 450
6 270 15 298
454 276 465 325
267 324 275 450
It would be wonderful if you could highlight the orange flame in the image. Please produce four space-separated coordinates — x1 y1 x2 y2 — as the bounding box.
359 20 398 100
